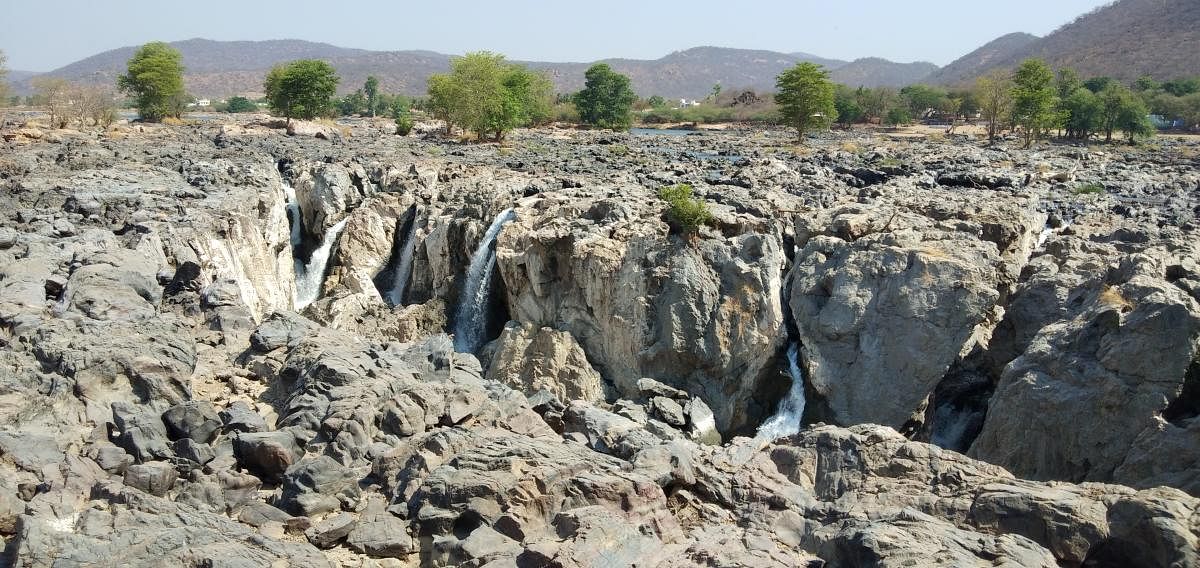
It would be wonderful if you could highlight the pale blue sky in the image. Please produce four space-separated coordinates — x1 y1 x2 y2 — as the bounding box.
2 0 1115 71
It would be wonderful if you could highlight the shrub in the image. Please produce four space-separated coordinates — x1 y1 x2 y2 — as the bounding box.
225 96 257 113
1074 182 1105 195
658 184 712 237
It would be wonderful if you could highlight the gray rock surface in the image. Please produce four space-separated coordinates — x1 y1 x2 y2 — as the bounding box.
0 119 1197 566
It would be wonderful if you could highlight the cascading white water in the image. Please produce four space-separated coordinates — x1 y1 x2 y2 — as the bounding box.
756 342 808 440
452 208 516 353
283 184 303 251
386 214 418 307
1035 221 1072 250
294 217 349 311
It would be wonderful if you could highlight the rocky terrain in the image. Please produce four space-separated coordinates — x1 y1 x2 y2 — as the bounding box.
0 115 1197 567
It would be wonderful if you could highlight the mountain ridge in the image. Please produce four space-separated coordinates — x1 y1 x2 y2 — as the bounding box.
11 40 937 99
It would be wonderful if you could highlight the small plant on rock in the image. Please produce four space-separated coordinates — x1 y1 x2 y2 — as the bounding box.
658 183 713 239
1073 182 1105 195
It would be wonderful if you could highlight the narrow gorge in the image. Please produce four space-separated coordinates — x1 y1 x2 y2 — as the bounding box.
0 118 1197 567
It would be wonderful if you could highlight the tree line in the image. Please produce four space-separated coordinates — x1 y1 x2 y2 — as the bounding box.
5 42 1198 147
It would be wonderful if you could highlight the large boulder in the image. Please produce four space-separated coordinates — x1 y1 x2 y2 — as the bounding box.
497 193 787 433
788 195 1036 427
481 321 606 403
971 241 1200 489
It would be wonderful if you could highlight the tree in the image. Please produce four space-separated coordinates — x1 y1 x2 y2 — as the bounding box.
364 75 379 117
774 62 836 141
32 78 72 128
425 52 553 140
834 85 864 125
264 59 339 123
1116 95 1153 142
1011 59 1059 148
1098 83 1153 143
885 107 911 126
1061 87 1100 140
1162 77 1200 97
975 70 1014 142
337 89 367 116
225 96 257 113
391 96 414 135
426 73 457 134
900 84 948 116
117 42 186 122
70 84 117 127
574 63 637 130
1082 76 1114 94
647 95 666 109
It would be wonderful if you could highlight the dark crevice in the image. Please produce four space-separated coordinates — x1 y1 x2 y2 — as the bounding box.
1162 360 1200 425
371 206 418 307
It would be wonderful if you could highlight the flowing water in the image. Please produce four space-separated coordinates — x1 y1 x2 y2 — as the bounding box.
452 208 516 353
294 218 349 311
756 342 808 440
386 211 418 307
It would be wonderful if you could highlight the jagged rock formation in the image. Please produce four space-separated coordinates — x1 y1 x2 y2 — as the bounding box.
0 116 1198 566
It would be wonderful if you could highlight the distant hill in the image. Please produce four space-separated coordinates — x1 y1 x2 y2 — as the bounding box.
830 58 938 88
924 33 1040 85
931 0 1200 85
11 40 933 100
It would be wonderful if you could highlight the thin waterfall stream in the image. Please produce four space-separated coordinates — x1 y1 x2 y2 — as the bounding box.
452 208 516 353
284 182 348 311
756 342 808 440
386 209 418 307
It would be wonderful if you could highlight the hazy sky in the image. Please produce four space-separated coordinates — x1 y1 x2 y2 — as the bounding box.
2 0 1115 72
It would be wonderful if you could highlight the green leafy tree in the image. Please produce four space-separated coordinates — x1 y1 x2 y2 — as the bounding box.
1098 83 1153 142
976 70 1014 142
1011 59 1060 148
1162 77 1200 97
900 84 948 116
834 85 864 125
1116 95 1153 142
426 73 458 134
425 52 553 140
117 42 186 122
857 86 897 124
1133 75 1160 93
1083 76 1114 94
225 96 257 113
365 75 379 117
647 95 666 108
1061 87 1100 140
774 62 836 141
391 96 414 135
574 63 637 130
885 107 911 126
264 59 339 123
338 89 367 116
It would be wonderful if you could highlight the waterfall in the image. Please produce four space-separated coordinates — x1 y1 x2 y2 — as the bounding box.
284 184 303 252
452 208 516 353
1035 221 1071 250
756 342 807 440
294 217 349 311
386 211 418 307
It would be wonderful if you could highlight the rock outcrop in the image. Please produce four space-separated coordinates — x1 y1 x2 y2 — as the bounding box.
1 118 1198 566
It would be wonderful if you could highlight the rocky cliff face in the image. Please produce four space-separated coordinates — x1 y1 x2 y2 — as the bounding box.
0 116 1198 566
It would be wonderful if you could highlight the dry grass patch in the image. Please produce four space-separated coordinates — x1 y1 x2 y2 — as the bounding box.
1098 285 1134 311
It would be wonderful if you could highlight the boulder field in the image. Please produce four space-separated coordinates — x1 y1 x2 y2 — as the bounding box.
0 117 1197 566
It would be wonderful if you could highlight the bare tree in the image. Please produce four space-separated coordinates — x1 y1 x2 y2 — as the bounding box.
31 77 72 128
976 70 1014 142
71 85 117 127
